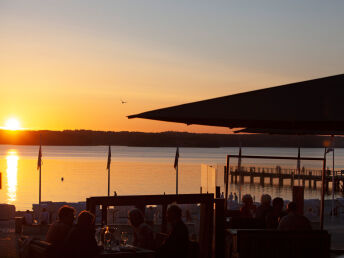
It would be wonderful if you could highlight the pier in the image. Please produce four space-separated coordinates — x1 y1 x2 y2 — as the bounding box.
229 166 344 191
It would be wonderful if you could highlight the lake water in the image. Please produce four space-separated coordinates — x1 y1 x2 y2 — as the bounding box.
0 145 343 210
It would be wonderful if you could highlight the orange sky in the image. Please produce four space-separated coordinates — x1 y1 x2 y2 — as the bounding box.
1 1 343 134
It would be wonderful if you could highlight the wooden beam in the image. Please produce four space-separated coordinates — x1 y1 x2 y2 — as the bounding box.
214 198 225 258
101 205 107 226
87 194 214 207
199 200 213 258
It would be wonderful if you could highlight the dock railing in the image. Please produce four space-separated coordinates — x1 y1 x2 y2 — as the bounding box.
225 154 327 230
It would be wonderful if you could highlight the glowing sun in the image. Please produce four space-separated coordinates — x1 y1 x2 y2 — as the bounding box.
4 118 21 130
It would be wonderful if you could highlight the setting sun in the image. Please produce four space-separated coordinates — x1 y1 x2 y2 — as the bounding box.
4 118 21 130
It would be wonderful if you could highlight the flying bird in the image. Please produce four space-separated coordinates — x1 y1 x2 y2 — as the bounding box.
120 99 127 104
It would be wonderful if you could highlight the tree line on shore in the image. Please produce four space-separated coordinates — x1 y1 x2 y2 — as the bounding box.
0 129 341 147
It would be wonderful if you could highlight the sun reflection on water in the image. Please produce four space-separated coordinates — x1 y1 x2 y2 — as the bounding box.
6 150 19 203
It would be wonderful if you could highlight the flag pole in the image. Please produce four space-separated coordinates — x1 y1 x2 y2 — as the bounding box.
174 147 179 195
107 145 111 196
38 136 42 205
108 166 110 197
176 164 178 195
39 165 41 205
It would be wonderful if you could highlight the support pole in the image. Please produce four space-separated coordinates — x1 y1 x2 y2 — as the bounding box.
225 156 229 210
39 166 41 205
176 165 178 194
321 154 327 230
108 167 110 196
332 138 335 217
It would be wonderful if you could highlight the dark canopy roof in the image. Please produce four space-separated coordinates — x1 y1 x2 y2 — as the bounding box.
128 74 344 135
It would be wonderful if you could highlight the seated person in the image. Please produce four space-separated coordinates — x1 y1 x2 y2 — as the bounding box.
128 208 154 250
266 197 287 229
240 194 256 218
157 205 189 258
278 202 312 231
40 207 50 225
23 210 33 225
46 205 75 247
63 210 99 258
256 194 272 224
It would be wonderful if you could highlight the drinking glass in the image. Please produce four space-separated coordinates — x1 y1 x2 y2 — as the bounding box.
121 232 129 246
104 226 112 250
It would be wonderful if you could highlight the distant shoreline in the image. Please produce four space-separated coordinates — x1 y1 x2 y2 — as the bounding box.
0 129 341 148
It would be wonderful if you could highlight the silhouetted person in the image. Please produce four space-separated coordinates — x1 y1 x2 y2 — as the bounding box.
63 210 99 258
23 210 33 225
40 207 50 225
266 197 287 229
256 194 272 223
128 208 154 250
234 193 238 204
46 205 75 247
240 194 256 218
157 205 189 258
229 192 234 202
278 202 312 231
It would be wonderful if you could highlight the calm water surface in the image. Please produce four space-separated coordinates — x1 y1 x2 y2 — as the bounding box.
0 145 343 210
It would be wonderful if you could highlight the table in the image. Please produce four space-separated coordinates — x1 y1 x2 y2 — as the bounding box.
99 246 155 258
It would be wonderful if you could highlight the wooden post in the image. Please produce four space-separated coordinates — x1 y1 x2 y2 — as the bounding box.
214 198 225 258
199 202 213 258
292 186 304 215
216 186 221 198
279 177 283 186
321 156 326 230
102 205 108 226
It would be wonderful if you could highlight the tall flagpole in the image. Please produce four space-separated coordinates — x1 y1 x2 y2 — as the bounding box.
176 165 178 194
107 145 111 196
174 147 179 195
38 136 42 205
39 165 41 205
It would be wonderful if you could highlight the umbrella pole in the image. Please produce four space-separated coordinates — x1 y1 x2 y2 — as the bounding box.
321 153 326 230
332 136 335 217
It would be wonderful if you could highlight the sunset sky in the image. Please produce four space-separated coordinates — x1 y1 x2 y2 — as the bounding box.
1 1 343 133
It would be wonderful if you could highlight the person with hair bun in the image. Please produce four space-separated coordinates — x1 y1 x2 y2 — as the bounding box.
128 208 154 250
278 202 312 231
63 210 99 258
157 204 189 258
240 194 256 218
46 205 76 247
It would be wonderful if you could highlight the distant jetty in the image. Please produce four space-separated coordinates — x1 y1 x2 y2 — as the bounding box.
229 166 344 192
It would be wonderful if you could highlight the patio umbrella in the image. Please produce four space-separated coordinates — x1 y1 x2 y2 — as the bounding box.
128 74 344 134
128 73 344 229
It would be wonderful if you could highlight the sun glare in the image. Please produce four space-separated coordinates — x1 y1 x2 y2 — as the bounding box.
4 118 21 130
